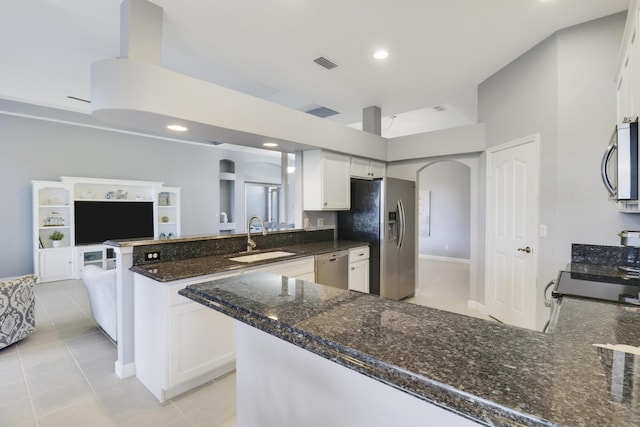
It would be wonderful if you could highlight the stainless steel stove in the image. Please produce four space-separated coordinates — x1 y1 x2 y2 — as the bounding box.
552 270 640 303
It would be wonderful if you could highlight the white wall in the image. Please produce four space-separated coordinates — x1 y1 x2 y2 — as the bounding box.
418 161 470 259
387 123 485 161
555 13 640 254
478 12 633 329
0 100 282 277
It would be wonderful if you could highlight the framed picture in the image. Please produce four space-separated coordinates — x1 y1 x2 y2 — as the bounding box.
419 190 431 236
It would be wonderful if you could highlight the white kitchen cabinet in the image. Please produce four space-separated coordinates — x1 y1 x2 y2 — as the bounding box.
350 157 386 179
167 298 234 389
134 271 239 402
348 246 370 293
617 1 640 123
133 256 315 402
248 256 315 279
303 149 351 210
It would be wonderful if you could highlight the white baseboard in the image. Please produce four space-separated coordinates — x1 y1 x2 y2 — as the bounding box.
419 254 470 264
115 361 136 379
467 300 486 313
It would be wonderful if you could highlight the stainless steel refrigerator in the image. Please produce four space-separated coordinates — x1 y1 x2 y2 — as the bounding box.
337 177 415 300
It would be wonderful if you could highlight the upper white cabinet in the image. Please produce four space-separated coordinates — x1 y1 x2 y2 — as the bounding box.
617 1 640 123
303 150 351 210
350 157 386 180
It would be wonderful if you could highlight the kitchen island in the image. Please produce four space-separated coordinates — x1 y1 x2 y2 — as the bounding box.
180 272 640 427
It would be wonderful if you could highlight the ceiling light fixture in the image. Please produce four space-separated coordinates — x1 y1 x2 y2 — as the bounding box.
167 124 188 132
263 142 278 148
373 50 389 60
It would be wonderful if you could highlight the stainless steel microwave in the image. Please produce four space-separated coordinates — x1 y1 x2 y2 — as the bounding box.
601 121 638 200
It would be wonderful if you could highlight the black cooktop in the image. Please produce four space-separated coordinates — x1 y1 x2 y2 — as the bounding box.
553 270 640 303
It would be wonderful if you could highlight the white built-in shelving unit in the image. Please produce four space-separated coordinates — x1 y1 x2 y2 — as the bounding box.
32 177 181 283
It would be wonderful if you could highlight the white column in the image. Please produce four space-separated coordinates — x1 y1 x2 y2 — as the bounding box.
120 0 163 65
363 105 382 136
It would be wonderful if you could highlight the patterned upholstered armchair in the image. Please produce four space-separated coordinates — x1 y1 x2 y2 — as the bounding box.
0 274 36 349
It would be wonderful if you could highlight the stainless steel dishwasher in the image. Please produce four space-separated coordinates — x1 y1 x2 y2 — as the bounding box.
315 250 349 289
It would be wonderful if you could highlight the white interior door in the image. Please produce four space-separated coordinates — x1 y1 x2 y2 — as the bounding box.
486 135 539 329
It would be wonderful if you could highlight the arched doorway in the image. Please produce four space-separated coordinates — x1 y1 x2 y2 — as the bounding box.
407 160 487 319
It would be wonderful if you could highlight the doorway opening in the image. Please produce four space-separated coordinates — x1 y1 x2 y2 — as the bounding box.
406 160 488 320
245 183 281 230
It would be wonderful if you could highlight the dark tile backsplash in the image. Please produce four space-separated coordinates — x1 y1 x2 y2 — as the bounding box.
132 229 334 266
571 243 640 267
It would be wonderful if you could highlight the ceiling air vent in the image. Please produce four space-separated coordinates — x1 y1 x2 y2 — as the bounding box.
306 106 340 118
67 96 90 103
313 56 338 70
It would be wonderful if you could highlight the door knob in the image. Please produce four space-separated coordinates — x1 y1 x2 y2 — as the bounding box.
517 246 532 253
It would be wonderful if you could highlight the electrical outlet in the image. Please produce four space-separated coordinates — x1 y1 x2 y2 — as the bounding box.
145 251 160 261
444 245 449 251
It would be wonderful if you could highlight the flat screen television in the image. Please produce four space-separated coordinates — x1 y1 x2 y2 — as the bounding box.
74 201 154 245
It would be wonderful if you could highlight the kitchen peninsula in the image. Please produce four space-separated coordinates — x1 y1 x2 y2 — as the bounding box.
180 272 640 427
110 228 369 401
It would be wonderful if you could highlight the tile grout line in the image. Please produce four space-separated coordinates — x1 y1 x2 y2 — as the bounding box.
59 285 116 423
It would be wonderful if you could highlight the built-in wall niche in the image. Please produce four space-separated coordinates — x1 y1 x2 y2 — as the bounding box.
219 159 236 232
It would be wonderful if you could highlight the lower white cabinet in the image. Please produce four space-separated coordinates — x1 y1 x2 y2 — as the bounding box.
38 248 74 282
133 256 316 402
167 298 235 388
248 256 315 280
134 271 239 402
348 246 370 293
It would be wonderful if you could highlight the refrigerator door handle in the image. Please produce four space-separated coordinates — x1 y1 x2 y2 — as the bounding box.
397 199 405 249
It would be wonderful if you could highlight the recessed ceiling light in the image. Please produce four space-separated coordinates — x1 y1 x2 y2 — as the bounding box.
167 124 188 132
373 50 389 60
263 142 278 148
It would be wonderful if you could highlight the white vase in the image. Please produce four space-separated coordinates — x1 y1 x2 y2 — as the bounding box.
52 240 62 248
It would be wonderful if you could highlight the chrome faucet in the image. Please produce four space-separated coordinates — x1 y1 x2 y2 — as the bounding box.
246 215 267 252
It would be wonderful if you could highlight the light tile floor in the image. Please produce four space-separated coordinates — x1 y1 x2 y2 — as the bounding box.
0 279 236 427
1 261 485 426
406 259 493 321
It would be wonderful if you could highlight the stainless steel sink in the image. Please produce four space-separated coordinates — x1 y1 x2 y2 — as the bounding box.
228 251 296 263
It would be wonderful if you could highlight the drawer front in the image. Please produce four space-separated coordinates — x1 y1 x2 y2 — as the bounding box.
248 256 315 278
349 246 370 262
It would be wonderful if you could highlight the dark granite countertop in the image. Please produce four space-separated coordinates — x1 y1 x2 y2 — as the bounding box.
131 240 368 282
179 272 640 427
